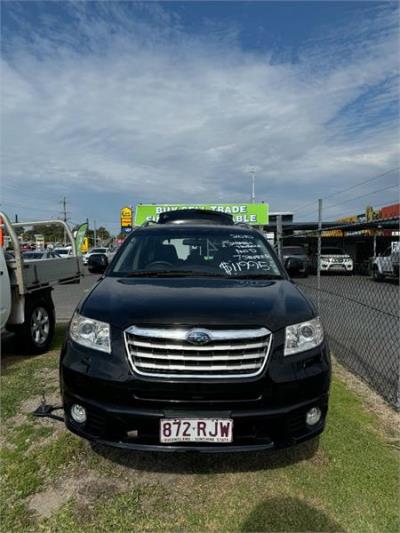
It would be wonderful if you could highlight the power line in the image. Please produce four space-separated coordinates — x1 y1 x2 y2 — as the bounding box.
322 183 398 211
291 167 399 214
296 183 398 220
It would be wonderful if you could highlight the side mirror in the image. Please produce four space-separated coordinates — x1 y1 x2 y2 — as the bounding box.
88 253 108 273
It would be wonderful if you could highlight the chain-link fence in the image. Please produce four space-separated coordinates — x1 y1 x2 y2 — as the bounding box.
276 219 400 409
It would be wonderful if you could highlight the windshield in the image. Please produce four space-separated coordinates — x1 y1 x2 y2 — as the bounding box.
282 247 306 256
110 228 282 278
321 248 346 255
91 248 107 253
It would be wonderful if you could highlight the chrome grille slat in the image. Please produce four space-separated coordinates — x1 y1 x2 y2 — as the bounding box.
124 326 272 379
135 361 262 371
134 351 265 361
130 339 268 351
126 325 269 340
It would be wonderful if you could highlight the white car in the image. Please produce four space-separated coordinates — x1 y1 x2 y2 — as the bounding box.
83 247 109 265
317 247 353 274
22 251 61 260
53 247 72 257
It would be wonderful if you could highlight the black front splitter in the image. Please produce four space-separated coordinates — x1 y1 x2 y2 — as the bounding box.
67 421 324 453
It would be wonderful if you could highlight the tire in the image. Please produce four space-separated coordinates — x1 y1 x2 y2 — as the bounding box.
372 266 384 282
10 293 55 354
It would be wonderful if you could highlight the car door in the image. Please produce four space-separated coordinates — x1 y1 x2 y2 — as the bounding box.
0 250 11 329
381 247 392 273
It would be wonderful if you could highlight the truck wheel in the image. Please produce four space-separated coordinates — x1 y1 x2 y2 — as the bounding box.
372 266 384 282
12 295 55 354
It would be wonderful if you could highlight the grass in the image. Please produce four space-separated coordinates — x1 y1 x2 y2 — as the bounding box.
1 325 399 532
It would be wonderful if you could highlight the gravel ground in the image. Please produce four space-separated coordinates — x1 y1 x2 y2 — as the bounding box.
53 268 99 322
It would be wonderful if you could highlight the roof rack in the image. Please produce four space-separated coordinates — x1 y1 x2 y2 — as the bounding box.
157 209 235 226
141 220 157 227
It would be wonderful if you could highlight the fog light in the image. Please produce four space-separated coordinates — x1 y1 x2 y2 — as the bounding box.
306 407 322 426
71 404 87 424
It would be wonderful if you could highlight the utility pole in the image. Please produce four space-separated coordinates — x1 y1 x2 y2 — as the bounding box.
60 196 68 246
317 199 323 311
93 220 97 247
276 215 282 261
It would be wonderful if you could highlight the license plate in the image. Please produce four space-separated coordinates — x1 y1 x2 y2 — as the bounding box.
160 418 233 443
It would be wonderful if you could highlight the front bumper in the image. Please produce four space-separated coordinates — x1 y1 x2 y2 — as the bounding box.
63 390 329 452
61 329 331 452
320 263 353 272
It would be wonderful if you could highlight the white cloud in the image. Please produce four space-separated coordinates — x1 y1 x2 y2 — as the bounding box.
1 2 399 226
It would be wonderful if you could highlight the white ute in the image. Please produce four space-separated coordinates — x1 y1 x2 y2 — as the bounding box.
0 212 82 353
372 242 400 282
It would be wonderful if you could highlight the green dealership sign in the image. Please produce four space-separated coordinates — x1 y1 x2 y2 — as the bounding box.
134 203 269 226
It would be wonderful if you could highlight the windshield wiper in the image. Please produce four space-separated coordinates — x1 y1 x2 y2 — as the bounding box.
232 273 283 280
125 270 228 278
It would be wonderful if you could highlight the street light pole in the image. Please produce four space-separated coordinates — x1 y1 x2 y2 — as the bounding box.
249 168 256 203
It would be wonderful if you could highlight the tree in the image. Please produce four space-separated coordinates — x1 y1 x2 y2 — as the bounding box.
97 226 110 242
22 223 64 243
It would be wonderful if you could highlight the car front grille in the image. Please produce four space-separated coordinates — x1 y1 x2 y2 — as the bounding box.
124 326 272 379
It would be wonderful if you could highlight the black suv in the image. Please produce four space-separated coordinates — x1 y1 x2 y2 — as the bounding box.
61 209 330 452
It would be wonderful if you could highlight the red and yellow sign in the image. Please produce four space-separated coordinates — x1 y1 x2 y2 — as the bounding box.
120 207 133 228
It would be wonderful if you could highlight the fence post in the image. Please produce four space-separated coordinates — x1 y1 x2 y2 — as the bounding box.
276 215 282 261
317 199 322 311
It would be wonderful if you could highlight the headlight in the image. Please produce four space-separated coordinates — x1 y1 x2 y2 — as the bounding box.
70 312 111 353
284 317 324 356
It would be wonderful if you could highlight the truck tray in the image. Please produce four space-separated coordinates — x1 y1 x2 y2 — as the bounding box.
7 256 82 292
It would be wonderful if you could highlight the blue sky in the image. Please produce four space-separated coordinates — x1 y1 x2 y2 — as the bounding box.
1 1 399 232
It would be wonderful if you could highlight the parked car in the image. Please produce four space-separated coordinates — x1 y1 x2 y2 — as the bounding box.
60 209 330 453
83 247 109 265
53 247 72 257
22 251 61 260
312 247 353 274
371 244 400 281
281 246 310 277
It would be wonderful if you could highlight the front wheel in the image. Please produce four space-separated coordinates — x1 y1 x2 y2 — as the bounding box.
11 294 55 354
372 266 384 282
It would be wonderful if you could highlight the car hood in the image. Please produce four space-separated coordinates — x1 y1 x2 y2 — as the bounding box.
80 277 315 332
